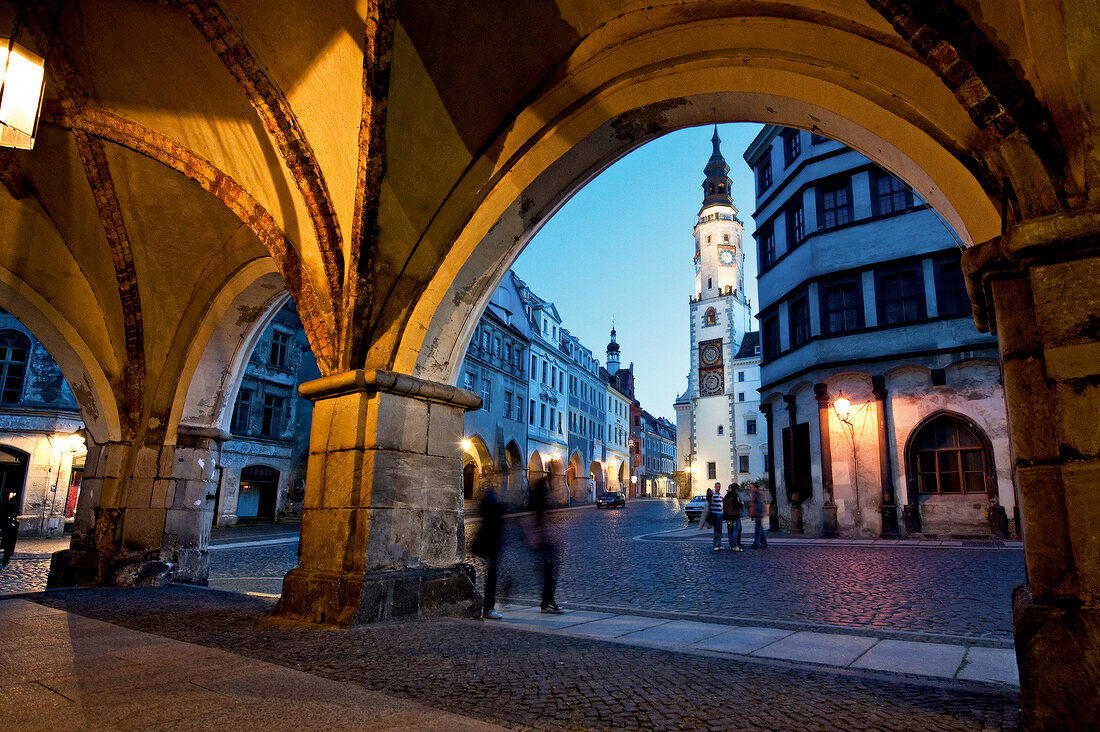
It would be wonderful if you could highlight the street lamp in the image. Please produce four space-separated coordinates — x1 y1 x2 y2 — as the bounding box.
831 393 862 526
461 438 472 452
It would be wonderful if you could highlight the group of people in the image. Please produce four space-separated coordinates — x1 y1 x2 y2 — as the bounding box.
702 481 768 552
471 476 564 621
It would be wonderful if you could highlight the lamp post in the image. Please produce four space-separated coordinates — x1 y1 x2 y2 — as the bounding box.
832 392 863 529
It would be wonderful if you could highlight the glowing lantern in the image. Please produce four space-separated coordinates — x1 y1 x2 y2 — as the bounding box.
0 34 45 150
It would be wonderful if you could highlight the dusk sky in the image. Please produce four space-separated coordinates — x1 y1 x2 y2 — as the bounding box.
513 123 765 423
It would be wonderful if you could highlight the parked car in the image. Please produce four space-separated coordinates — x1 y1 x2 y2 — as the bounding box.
596 491 626 509
684 495 708 522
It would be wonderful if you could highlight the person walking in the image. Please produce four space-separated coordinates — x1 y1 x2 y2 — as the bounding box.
708 481 724 551
750 483 768 549
527 477 564 613
723 483 744 552
471 488 506 619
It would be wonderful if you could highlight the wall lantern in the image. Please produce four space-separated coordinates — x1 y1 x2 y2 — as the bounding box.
1 25 46 150
832 393 852 423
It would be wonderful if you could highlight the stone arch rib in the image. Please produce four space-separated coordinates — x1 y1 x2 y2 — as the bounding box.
866 0 1074 213
175 0 345 312
72 130 145 433
65 108 338 375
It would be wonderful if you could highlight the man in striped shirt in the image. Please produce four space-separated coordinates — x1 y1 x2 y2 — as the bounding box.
709 482 724 551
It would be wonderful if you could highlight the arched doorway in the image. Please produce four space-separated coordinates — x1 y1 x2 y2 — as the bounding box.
236 465 280 524
905 412 1000 537
462 463 476 501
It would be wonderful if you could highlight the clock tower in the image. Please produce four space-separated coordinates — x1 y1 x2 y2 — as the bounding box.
677 126 757 496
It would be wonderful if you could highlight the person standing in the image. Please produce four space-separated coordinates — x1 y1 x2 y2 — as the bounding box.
528 477 564 613
472 488 506 619
750 483 768 549
709 481 724 551
723 483 743 552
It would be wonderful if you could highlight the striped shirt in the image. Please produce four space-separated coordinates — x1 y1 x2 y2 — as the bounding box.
709 491 723 517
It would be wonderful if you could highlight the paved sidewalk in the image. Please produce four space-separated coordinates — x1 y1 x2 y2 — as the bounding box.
646 524 1024 550
0 596 503 731
492 603 1019 687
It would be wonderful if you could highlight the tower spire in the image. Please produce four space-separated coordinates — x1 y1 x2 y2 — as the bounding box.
700 125 734 210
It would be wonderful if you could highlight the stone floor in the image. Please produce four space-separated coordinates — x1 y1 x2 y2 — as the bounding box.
5 587 1019 731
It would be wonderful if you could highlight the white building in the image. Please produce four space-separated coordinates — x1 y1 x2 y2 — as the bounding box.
676 127 766 497
744 126 1014 539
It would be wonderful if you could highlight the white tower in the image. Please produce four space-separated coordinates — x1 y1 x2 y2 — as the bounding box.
678 127 754 494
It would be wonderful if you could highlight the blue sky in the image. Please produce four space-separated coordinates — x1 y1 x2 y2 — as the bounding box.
514 123 765 422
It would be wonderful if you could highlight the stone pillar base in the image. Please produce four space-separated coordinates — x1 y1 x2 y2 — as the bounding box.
902 504 922 534
48 548 176 588
1013 586 1100 730
821 504 838 538
274 564 482 627
790 504 804 534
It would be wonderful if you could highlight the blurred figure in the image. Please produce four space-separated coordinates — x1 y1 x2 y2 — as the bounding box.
471 488 506 619
750 483 769 549
708 481 724 551
527 477 564 613
723 483 744 552
1 514 17 567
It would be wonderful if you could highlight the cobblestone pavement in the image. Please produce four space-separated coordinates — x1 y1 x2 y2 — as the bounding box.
2 500 1025 640
26 587 1019 731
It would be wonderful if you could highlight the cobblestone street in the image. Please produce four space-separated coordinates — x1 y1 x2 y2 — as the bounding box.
0 499 1027 729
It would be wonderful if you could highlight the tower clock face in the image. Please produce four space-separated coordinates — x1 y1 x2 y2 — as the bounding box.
718 247 736 266
700 342 721 366
701 370 723 395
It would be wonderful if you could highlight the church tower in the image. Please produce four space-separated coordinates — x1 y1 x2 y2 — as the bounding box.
677 126 755 495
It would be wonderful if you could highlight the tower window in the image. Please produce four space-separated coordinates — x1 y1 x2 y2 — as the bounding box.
707 277 712 289
717 425 724 435
705 307 717 326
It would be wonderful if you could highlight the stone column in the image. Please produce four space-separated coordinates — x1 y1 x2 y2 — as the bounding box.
760 403 779 532
274 369 482 626
963 214 1100 730
48 427 222 587
872 376 901 539
814 384 839 538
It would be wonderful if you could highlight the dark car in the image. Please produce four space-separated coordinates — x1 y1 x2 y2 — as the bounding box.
684 495 708 522
596 491 626 509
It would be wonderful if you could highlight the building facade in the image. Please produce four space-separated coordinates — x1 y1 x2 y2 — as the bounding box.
459 271 531 508
745 126 1014 539
220 301 318 525
563 330 606 503
676 128 766 497
0 311 87 538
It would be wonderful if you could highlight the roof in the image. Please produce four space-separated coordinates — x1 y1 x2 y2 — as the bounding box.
734 332 761 360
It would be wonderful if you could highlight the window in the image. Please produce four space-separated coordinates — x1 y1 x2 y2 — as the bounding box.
756 157 772 194
268 330 289 367
505 343 512 365
877 265 926 325
541 361 548 384
739 455 750 473
820 277 864 335
707 277 712 289
738 371 745 382
934 256 971 318
705 307 716 326
789 294 811 347
762 315 781 360
531 354 537 375
230 389 252 434
717 425 724 436
463 371 475 390
781 129 800 166
0 330 29 403
746 419 757 435
540 403 547 428
819 179 852 229
759 225 776 269
529 399 535 425
493 336 501 357
786 202 804 249
515 397 523 422
480 378 491 410
912 415 987 494
872 170 912 216
261 394 285 436
707 462 717 480
738 392 745 402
